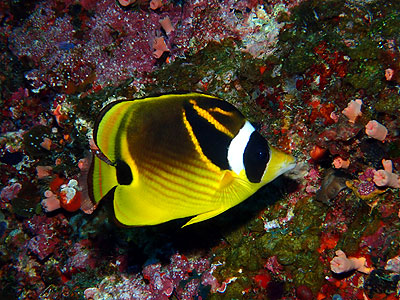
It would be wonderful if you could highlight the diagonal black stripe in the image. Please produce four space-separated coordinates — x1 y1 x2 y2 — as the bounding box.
183 100 232 170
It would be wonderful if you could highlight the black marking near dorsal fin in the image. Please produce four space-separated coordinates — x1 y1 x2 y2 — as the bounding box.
189 96 245 135
183 97 243 170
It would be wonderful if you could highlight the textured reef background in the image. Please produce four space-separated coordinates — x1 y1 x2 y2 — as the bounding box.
1 0 400 299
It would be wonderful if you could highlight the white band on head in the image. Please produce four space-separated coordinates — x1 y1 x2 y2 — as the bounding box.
228 121 255 175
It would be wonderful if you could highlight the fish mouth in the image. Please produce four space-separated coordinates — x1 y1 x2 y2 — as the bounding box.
261 148 297 182
275 158 297 178
281 161 297 175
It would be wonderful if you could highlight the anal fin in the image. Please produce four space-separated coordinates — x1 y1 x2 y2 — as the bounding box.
183 207 230 227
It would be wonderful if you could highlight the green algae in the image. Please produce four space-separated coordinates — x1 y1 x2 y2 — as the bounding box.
227 243 263 272
291 201 322 234
368 3 400 39
375 93 400 115
275 0 400 102
149 40 246 92
346 63 384 93
11 197 38 218
208 193 329 297
387 140 400 158
147 39 269 122
0 41 29 99
277 0 346 75
272 209 324 290
336 200 378 254
10 182 40 218
0 269 19 300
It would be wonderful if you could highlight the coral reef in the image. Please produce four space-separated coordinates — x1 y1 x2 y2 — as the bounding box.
0 0 400 299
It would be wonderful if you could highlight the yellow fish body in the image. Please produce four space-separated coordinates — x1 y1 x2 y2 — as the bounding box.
89 93 295 226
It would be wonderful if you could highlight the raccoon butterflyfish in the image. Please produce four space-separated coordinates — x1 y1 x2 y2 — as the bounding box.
89 93 296 227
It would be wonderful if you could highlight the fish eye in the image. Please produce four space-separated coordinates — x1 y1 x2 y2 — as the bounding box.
243 132 270 183
257 149 266 159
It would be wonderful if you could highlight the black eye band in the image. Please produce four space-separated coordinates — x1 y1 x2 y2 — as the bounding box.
243 132 270 183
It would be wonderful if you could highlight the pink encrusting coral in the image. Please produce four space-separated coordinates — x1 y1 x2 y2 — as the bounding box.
385 68 394 81
118 0 136 6
373 159 400 189
333 157 350 169
6 0 298 91
330 249 373 274
159 16 174 34
365 120 388 141
65 239 97 275
153 37 169 58
83 253 224 299
7 0 180 88
150 0 163 10
342 99 362 123
41 190 61 212
36 166 53 179
24 215 68 261
0 182 22 208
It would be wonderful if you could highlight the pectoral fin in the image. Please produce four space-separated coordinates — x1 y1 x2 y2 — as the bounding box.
183 171 259 227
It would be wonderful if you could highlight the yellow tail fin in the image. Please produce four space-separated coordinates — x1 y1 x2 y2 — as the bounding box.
89 155 118 204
